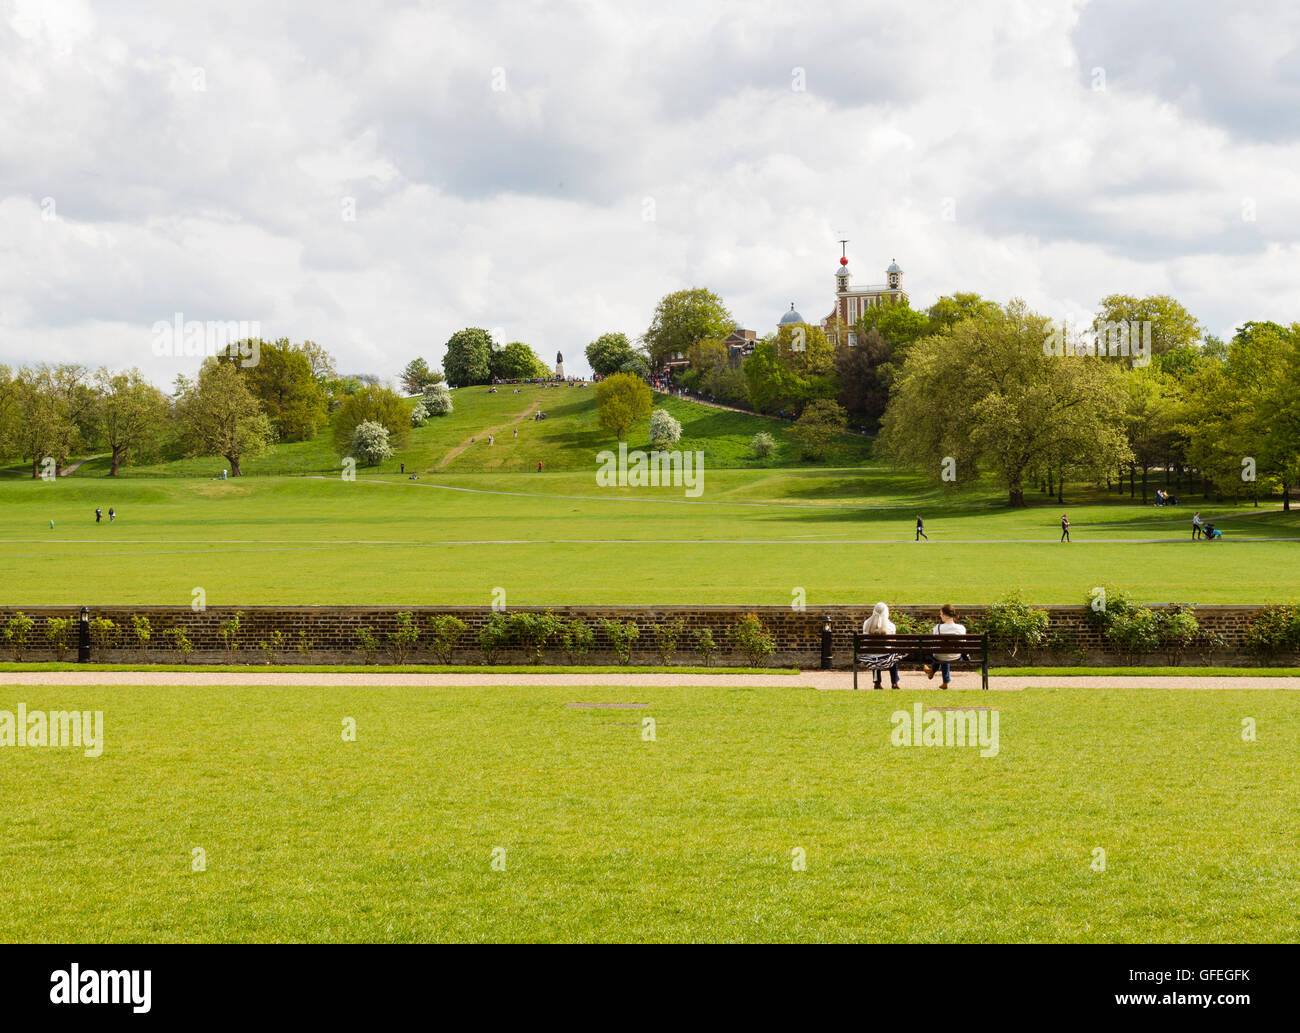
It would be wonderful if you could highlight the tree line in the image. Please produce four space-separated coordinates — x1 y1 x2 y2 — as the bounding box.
0 340 434 477
561 286 1299 507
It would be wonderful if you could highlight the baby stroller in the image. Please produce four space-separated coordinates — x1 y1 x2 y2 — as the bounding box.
1203 523 1222 540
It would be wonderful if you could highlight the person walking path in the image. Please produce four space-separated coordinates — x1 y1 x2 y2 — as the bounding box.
437 402 538 469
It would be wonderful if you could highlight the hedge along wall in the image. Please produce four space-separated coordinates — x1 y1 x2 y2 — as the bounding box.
0 604 1280 666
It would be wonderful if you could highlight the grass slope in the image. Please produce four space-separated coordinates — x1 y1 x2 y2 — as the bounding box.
1 684 1294 942
45 385 873 478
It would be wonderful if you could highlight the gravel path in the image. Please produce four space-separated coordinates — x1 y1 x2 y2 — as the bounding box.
2 671 1296 690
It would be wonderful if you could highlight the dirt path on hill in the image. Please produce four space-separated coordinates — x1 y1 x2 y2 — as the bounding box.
436 402 540 469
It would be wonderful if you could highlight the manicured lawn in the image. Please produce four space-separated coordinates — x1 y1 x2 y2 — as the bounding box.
0 684 1294 942
0 469 1294 604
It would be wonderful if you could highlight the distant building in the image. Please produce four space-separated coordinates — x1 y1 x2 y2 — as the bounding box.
822 255 907 346
722 328 757 366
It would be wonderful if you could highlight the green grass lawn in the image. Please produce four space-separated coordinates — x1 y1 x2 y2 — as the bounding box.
0 467 1295 604
1 684 1294 942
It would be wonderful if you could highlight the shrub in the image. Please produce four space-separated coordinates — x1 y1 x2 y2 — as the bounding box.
693 627 717 666
166 627 194 663
478 612 511 664
89 616 116 654
131 614 152 659
651 617 685 665
729 613 775 668
410 399 429 427
355 626 379 665
508 611 563 664
350 420 394 466
387 612 420 663
1108 606 1161 663
422 382 453 416
1157 604 1200 665
891 611 926 635
428 615 467 664
218 612 243 661
258 630 285 664
983 592 1050 659
294 631 313 658
45 616 74 661
560 618 595 664
649 409 682 448
1244 605 1299 657
788 399 847 461
749 432 776 459
599 618 640 665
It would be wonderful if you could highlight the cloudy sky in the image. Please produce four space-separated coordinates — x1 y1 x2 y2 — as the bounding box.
3 0 1299 385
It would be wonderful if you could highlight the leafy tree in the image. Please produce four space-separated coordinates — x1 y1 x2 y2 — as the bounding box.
926 293 1001 333
442 328 495 387
586 332 638 376
224 339 329 442
649 409 682 447
91 368 170 475
422 381 453 416
789 398 848 460
595 372 652 440
1094 294 1203 356
1180 321 1300 508
175 359 275 476
400 358 442 395
491 341 551 380
642 288 734 371
835 328 892 429
742 323 837 416
11 364 89 477
620 355 650 378
879 299 1132 506
410 399 429 427
298 340 337 384
332 384 411 455
349 420 394 466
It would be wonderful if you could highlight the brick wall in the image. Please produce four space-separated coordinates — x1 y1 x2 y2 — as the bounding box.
0 604 1281 666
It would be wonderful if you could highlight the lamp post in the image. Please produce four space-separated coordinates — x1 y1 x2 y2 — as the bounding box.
820 614 833 670
78 606 90 663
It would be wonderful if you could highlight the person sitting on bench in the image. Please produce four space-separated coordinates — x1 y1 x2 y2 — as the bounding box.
861 602 904 689
923 604 966 690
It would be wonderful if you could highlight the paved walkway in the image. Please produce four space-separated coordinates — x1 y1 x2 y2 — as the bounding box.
1 671 1296 690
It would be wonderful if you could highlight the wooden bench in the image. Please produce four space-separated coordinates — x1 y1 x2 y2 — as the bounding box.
852 632 990 690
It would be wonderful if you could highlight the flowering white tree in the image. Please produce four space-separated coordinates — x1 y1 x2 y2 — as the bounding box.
649 408 681 447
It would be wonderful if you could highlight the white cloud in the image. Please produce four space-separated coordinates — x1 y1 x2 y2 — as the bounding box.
2 0 1300 385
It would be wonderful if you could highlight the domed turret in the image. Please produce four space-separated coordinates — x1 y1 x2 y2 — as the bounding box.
778 303 803 327
886 259 903 291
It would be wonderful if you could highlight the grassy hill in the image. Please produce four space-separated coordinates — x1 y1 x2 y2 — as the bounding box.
44 385 873 479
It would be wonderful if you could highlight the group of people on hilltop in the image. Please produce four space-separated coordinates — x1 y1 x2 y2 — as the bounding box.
490 376 588 386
